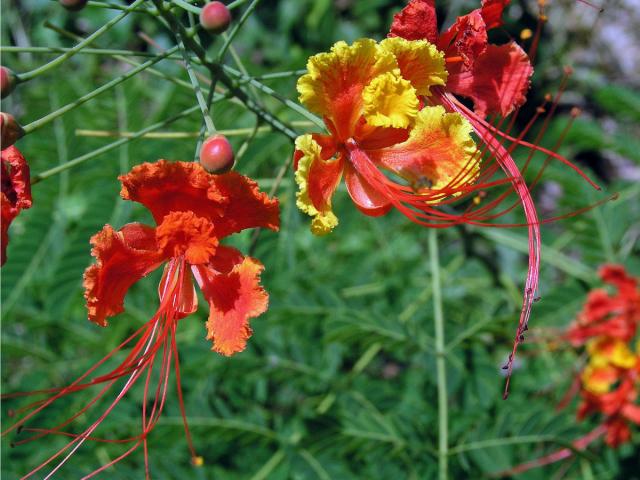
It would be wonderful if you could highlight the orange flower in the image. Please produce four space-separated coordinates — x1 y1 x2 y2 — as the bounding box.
567 265 640 345
3 160 279 477
1 145 32 266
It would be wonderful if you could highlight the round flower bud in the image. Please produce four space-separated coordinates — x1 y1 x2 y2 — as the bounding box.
1 113 25 149
199 134 234 173
1 67 17 99
59 0 88 11
199 2 232 34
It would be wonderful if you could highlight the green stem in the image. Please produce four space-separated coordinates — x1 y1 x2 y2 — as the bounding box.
0 45 186 60
177 34 216 135
172 0 202 14
223 65 324 128
31 105 202 184
217 0 261 61
428 228 448 480
22 46 179 134
86 0 158 14
18 0 146 82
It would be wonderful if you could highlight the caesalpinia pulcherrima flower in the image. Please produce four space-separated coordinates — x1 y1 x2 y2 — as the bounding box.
3 160 279 478
1 145 32 266
501 265 639 475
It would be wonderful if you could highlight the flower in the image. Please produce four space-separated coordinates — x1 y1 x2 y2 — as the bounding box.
3 160 279 477
389 0 533 118
567 265 640 345
1 145 32 266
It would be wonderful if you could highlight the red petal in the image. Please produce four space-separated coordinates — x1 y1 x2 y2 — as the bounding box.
83 223 165 326
344 157 392 217
1 146 32 266
448 42 533 117
1 194 17 266
389 0 438 43
438 9 488 69
193 246 268 356
307 151 345 214
480 0 510 30
119 160 279 239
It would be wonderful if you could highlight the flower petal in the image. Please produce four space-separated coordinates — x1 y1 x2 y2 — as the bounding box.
193 247 268 356
380 37 447 96
363 71 419 129
344 159 392 217
158 259 198 319
448 42 533 117
294 134 343 235
1 146 32 266
297 39 397 139
119 160 279 238
389 0 438 43
480 0 510 30
83 223 165 326
368 106 479 196
438 9 488 68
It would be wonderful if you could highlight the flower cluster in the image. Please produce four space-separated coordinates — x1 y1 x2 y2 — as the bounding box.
567 265 640 447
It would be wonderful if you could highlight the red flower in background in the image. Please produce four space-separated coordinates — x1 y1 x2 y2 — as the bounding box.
567 265 640 345
3 160 279 478
390 0 532 118
1 145 32 266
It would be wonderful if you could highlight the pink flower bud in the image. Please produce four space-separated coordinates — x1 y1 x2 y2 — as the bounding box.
1 113 25 149
59 0 88 11
0 67 16 99
200 2 232 34
199 134 234 173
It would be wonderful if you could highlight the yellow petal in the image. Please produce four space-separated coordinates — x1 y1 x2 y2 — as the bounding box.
363 71 419 129
294 135 339 235
380 37 447 96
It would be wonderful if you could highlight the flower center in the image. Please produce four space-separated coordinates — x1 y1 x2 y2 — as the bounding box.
156 211 218 265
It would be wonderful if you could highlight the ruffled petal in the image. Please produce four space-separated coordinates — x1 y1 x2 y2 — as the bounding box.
389 0 438 43
438 9 488 69
1 146 32 266
119 160 279 239
193 246 268 356
362 71 419 129
367 106 479 196
380 37 447 96
297 39 397 139
344 159 392 217
1 194 17 266
83 223 165 326
480 0 510 30
294 134 343 235
448 42 533 117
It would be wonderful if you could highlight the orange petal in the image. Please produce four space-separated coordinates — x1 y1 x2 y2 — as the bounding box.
83 223 165 326
344 159 392 217
1 146 32 266
448 42 533 117
119 160 279 239
193 247 268 356
388 0 438 43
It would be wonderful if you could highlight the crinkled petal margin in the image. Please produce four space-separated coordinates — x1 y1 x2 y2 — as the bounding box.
83 223 165 326
389 0 438 43
193 246 268 356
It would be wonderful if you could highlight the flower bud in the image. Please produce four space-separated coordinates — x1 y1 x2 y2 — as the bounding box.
0 67 17 99
1 113 25 149
59 0 88 11
199 134 234 173
200 2 232 34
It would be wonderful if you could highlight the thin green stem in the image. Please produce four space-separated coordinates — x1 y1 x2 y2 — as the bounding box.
0 45 187 60
22 46 179 134
217 0 261 61
254 69 307 80
227 0 253 9
428 228 448 480
223 65 324 128
86 0 158 14
172 0 202 15
31 105 202 184
18 0 146 82
177 34 216 135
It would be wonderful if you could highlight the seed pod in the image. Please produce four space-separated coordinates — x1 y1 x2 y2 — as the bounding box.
1 113 25 149
199 134 234 173
200 2 232 34
59 0 89 11
0 67 17 99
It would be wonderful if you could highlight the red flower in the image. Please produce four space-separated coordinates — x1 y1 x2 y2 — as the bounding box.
567 265 640 345
3 160 279 478
390 0 532 118
1 145 32 266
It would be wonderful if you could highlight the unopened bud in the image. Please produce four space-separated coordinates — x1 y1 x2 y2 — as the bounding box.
1 113 25 149
199 134 234 173
200 2 232 34
59 0 88 11
0 67 17 99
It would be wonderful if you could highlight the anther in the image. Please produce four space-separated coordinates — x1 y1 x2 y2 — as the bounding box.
570 107 582 118
564 66 574 76
520 29 533 41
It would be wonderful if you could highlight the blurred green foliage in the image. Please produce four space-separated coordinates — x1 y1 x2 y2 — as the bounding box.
1 0 639 478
